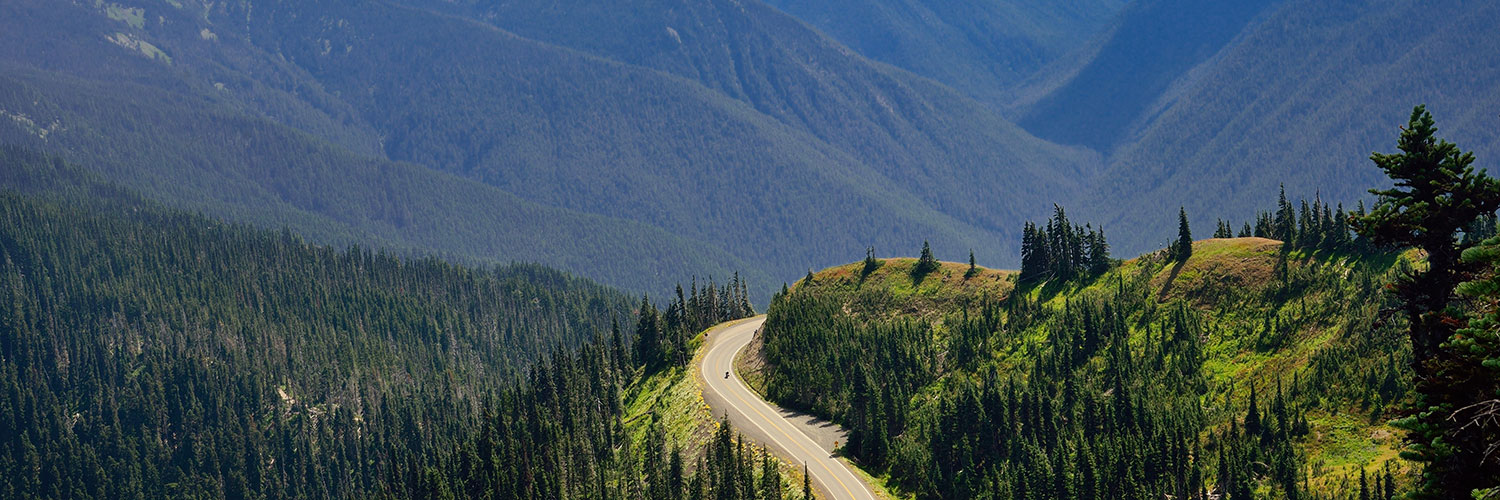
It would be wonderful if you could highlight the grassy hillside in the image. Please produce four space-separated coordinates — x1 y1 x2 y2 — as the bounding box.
790 257 1015 322
761 0 1125 106
757 238 1416 497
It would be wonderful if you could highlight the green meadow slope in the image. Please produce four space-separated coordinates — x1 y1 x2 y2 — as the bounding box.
755 238 1415 497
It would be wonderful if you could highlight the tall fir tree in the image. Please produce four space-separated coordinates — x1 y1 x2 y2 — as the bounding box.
1352 105 1500 498
966 250 979 279
1175 207 1193 262
915 241 940 277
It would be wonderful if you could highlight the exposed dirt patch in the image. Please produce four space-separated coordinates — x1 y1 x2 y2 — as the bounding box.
1152 238 1282 305
733 325 769 396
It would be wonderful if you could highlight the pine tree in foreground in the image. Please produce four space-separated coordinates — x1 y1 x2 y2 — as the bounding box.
803 463 815 500
1352 105 1500 498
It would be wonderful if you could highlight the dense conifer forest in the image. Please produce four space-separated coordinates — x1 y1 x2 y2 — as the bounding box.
2 0 1497 496
757 109 1500 499
0 149 787 499
761 196 1416 499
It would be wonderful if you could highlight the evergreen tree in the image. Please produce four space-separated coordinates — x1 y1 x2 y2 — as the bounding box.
1175 207 1193 262
1245 386 1263 438
1276 184 1296 242
1360 467 1371 500
1019 207 1109 283
1214 219 1233 239
802 463 814 500
915 241 940 277
966 250 979 279
1088 227 1111 275
635 296 665 370
1352 105 1500 498
760 451 782 500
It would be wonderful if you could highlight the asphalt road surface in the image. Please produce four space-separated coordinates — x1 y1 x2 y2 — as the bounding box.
699 316 878 500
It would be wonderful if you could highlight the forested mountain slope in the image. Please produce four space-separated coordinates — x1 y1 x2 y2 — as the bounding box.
0 2 767 297
0 0 1106 299
0 149 635 497
760 0 1125 106
243 0 1030 266
1011 0 1280 152
310 0 1101 246
1083 0 1500 255
0 148 800 499
752 221 1416 497
1011 0 1500 256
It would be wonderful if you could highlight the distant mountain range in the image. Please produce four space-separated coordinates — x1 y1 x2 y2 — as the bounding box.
1 0 1496 297
760 0 1126 106
1016 0 1500 252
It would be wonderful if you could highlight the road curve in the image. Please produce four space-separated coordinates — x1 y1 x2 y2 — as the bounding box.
699 316 878 500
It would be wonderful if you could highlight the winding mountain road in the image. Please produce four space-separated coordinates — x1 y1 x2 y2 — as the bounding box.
699 316 878 500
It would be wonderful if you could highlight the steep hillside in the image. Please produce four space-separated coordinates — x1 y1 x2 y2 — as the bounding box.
1011 0 1280 151
1011 0 1500 256
0 0 1103 297
755 238 1416 497
0 0 780 296
1083 0 1500 255
0 161 646 497
387 0 1103 235
761 0 1125 106
243 0 1018 264
0 151 804 499
0 68 762 296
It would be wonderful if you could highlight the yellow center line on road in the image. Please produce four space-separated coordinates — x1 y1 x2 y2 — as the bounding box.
705 322 870 500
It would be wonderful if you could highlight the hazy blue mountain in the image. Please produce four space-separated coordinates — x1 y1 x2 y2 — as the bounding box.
758 0 1126 106
0 64 768 294
385 0 1103 234
1028 0 1500 254
0 1 779 296
1012 0 1281 152
7 0 1492 294
0 0 1106 298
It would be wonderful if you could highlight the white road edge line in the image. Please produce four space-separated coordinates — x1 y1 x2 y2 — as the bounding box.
702 320 876 500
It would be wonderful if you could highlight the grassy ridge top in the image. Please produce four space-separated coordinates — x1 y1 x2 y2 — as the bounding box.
794 257 1015 323
794 238 1291 319
771 238 1416 494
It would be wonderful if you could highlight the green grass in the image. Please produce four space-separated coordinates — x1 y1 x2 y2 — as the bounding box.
844 461 914 500
104 4 144 29
623 317 814 497
782 237 1415 493
796 258 1015 325
623 332 716 451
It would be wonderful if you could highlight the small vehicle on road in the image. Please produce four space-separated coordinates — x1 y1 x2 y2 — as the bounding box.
725 371 730 379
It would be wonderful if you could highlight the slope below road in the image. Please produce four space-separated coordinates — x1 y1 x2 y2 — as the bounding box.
699 317 878 500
